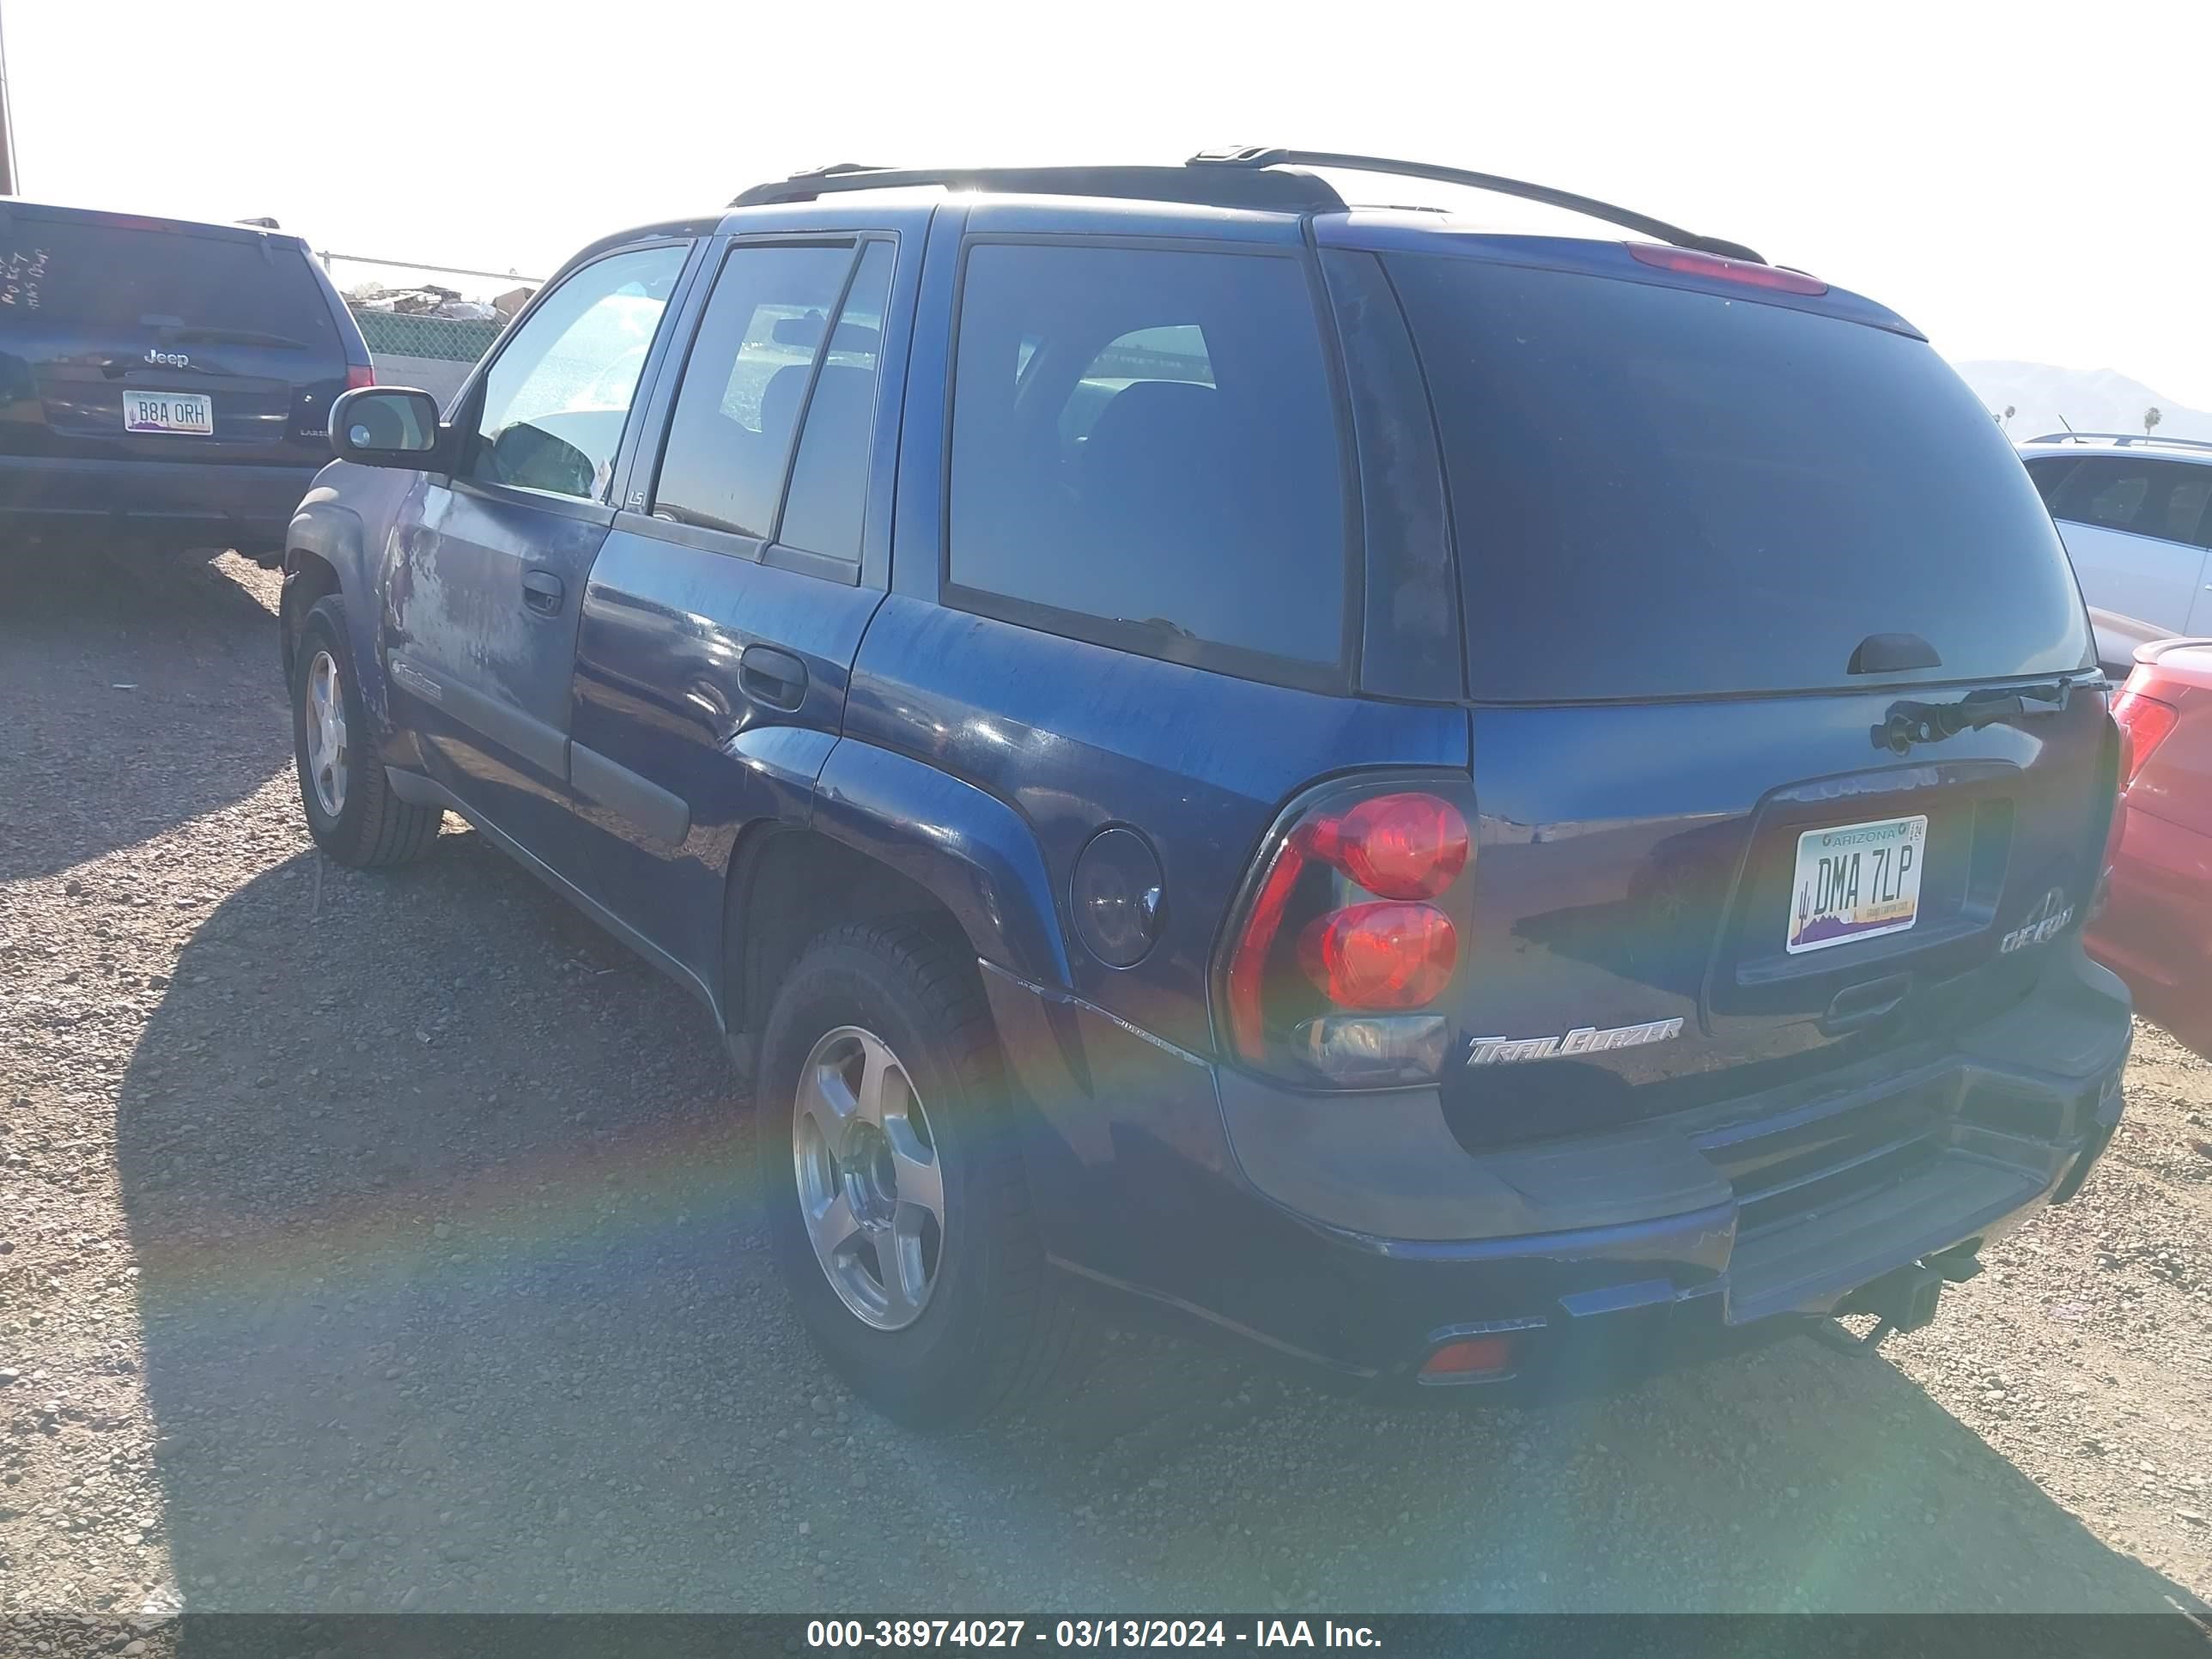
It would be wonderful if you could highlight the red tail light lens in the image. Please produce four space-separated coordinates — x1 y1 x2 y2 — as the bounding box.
2112 686 2179 787
1304 793 1469 899
346 365 377 391
1298 901 1457 1009
1626 242 1828 295
1221 781 1474 1083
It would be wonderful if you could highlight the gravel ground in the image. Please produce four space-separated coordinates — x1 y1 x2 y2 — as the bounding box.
3 552 2209 1624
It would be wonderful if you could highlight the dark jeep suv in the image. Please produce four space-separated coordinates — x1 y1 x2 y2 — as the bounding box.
0 199 372 562
280 150 2130 1424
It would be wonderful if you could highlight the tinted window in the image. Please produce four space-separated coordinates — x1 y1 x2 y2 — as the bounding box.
2023 457 2075 507
2045 456 2212 544
949 243 1346 669
1 218 336 344
1058 324 1215 448
465 244 686 501
777 240 894 561
652 243 856 540
1387 253 2093 699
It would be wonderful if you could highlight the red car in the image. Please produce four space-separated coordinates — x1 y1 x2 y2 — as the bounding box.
2087 632 2212 1056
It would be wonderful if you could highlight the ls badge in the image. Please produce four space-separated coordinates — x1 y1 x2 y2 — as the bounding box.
1467 1017 1686 1067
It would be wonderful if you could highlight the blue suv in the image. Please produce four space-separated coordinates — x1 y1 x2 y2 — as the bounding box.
283 149 2130 1424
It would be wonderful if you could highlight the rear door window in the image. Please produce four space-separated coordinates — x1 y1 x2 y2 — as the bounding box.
1386 252 2093 700
776 240 895 562
650 242 858 540
2 216 336 345
1056 324 1215 450
947 242 1349 676
2043 455 2212 545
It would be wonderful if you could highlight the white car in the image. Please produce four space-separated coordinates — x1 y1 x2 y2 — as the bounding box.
2020 433 2212 634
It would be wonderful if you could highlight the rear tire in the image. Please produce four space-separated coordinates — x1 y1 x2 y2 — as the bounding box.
758 920 1084 1426
290 593 441 867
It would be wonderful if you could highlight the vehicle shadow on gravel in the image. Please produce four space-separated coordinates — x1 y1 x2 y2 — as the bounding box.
114 836 2204 1615
0 551 285 883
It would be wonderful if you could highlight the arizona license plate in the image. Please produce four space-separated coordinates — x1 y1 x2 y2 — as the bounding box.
122 390 212 434
1787 815 1927 954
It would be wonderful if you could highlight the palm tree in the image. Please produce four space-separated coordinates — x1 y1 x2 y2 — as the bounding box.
2145 405 2163 436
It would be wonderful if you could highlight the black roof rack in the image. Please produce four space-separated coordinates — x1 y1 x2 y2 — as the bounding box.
731 162 1340 213
2026 431 2212 453
1188 148 1764 263
730 148 1763 263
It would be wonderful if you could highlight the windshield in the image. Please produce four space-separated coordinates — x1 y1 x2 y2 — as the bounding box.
1386 252 2094 700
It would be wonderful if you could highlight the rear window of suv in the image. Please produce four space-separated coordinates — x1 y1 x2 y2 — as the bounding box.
1 216 338 346
1385 253 2093 700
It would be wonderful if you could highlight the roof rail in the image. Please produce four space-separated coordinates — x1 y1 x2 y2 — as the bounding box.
731 162 1341 213
730 149 1764 261
2026 431 2212 453
1187 146 1765 263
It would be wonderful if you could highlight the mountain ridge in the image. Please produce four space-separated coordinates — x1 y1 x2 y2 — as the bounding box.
1953 360 2212 444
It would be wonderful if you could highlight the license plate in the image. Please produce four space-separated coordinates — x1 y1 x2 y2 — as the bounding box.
122 390 212 434
1787 815 1927 954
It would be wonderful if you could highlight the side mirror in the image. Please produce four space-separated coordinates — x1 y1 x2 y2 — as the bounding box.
329 386 441 465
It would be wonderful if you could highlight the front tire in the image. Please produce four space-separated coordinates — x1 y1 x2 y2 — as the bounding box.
759 921 1083 1426
290 593 441 867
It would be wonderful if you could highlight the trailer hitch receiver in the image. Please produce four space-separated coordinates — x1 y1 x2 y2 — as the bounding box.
1819 1262 1948 1357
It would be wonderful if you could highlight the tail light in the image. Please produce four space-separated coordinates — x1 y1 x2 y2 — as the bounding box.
346 365 377 391
2096 674 2179 912
2112 682 2179 787
1221 778 1473 1087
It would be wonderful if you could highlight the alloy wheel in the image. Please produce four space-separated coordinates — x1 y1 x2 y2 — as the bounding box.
791 1025 946 1331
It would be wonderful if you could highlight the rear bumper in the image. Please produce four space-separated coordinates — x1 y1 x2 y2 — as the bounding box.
988 941 2130 1390
0 453 317 550
2087 802 2212 1056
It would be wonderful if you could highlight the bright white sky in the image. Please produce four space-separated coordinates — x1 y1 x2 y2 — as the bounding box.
14 1 2211 402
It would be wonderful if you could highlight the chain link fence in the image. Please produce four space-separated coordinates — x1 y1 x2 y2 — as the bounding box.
351 307 504 365
319 253 542 404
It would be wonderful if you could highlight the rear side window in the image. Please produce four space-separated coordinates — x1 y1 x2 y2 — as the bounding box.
1057 324 1215 448
948 242 1347 672
652 243 856 540
1388 253 2094 700
2 217 336 345
2043 456 2212 546
2023 457 2075 508
777 240 896 562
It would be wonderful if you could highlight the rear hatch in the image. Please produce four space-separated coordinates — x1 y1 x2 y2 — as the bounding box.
1376 240 2112 1146
0 204 362 466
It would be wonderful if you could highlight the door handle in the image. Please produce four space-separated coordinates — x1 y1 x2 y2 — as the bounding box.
522 571 565 616
739 644 808 711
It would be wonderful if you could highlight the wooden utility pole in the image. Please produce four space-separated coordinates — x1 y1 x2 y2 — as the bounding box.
0 0 16 196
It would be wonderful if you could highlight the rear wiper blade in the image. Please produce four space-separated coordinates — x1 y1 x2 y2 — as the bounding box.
156 325 310 349
1871 679 2078 754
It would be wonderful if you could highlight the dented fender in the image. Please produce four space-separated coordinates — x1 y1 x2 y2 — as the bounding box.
811 738 1074 992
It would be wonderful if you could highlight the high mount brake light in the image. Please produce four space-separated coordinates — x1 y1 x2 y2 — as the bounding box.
1627 242 1828 295
1223 787 1472 1084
